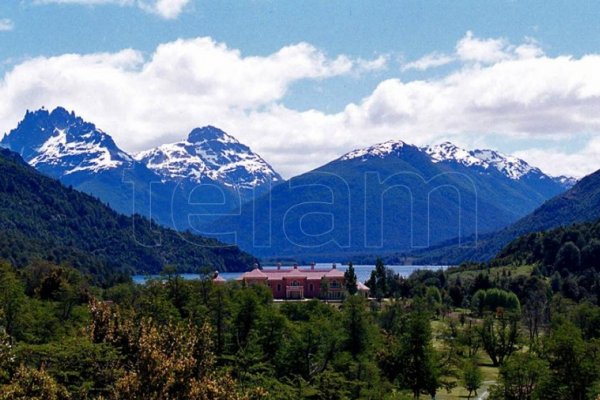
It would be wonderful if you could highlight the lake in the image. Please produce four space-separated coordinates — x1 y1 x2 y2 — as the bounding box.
132 263 445 284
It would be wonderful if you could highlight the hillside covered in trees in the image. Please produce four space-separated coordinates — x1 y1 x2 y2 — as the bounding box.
0 148 255 284
401 168 600 265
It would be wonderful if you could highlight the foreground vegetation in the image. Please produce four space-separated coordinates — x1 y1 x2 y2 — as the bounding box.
1 249 600 399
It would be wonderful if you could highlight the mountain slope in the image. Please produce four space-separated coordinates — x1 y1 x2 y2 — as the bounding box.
0 148 255 284
404 168 600 264
209 139 570 259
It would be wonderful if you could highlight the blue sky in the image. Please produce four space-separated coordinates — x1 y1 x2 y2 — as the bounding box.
1 1 600 178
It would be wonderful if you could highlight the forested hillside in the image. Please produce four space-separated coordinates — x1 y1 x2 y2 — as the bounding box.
0 148 254 284
402 168 600 265
495 219 600 267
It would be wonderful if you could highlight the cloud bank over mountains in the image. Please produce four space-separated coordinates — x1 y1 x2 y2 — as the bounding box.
0 31 599 178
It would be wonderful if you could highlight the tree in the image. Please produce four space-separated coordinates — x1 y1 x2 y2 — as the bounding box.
471 290 487 316
554 241 581 273
233 288 262 349
0 263 26 337
448 285 464 308
458 319 481 358
490 352 549 400
344 262 358 295
522 277 548 342
479 314 520 366
461 358 483 400
541 321 600 400
471 289 521 316
366 258 388 300
208 284 231 356
162 264 190 315
341 296 371 358
581 239 600 270
0 364 70 400
380 311 441 398
0 329 14 383
425 287 442 314
112 320 242 400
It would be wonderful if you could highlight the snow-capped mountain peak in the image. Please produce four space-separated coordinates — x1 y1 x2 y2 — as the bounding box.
424 142 538 180
134 126 282 191
339 140 408 161
1 107 132 176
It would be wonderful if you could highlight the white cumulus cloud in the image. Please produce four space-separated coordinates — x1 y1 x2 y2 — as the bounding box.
456 31 511 63
1 33 600 179
513 138 600 179
401 52 454 71
138 0 190 19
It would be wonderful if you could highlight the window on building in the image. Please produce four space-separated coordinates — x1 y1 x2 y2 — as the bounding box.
277 284 281 291
309 283 314 291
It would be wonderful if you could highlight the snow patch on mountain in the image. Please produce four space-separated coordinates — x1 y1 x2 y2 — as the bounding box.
425 141 483 167
424 142 538 180
339 140 407 161
29 128 129 175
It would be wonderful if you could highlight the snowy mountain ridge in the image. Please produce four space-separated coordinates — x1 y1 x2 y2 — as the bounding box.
338 138 573 185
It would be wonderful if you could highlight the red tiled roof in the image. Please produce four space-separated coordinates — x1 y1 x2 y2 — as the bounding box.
324 268 345 278
239 265 345 281
357 282 370 291
243 268 268 279
285 268 308 278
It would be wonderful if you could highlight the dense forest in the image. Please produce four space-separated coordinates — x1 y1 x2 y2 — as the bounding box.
0 148 255 285
1 226 600 399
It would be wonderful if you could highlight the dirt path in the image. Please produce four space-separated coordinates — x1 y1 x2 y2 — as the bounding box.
475 380 496 400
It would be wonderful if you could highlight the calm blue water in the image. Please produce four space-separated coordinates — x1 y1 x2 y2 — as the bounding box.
132 264 445 284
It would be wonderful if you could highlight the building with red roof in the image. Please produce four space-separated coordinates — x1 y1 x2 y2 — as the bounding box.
239 263 360 300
